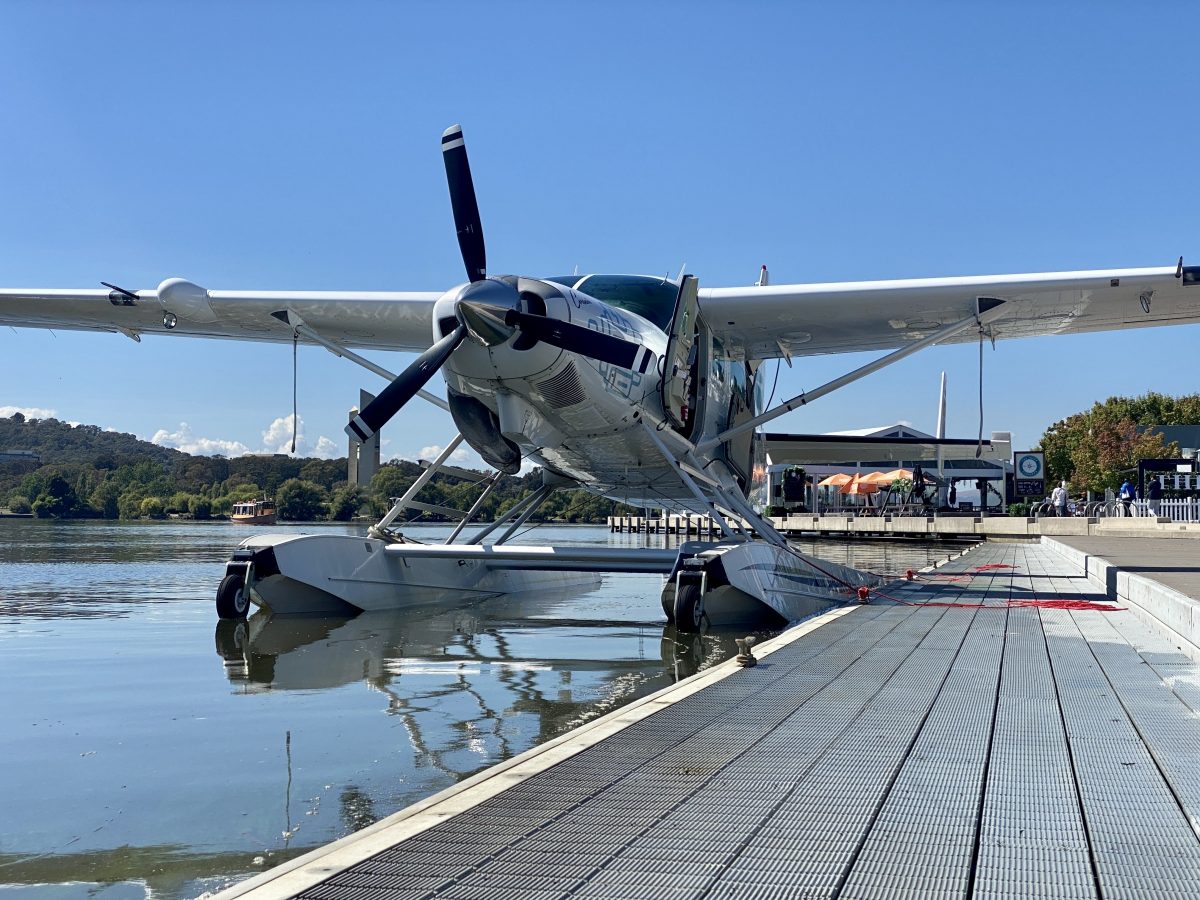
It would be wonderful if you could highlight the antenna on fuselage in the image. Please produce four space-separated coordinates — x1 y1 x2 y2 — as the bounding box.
755 265 769 287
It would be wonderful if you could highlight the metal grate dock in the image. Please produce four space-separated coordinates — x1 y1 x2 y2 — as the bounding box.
235 543 1200 899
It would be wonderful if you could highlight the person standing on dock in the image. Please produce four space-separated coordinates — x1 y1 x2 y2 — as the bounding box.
1120 477 1137 514
1147 476 1163 516
1052 481 1068 517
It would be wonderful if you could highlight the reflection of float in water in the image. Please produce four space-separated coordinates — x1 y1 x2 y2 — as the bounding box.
212 577 774 782
212 576 634 692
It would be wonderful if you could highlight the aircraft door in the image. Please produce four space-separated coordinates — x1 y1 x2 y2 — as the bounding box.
660 275 700 435
723 360 755 489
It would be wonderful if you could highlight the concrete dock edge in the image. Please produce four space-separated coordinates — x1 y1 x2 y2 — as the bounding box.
1042 536 1200 662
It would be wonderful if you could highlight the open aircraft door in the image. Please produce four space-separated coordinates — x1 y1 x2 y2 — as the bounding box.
660 275 700 434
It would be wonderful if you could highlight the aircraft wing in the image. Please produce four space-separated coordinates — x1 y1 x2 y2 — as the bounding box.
700 263 1200 361
0 279 441 352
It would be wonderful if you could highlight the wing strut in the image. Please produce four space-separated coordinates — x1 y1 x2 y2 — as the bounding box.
695 299 1007 455
270 309 449 412
642 423 739 539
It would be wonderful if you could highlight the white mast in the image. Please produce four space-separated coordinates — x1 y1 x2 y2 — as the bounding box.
936 371 947 506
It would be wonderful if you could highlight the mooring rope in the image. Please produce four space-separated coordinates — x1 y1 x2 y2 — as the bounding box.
802 557 1124 612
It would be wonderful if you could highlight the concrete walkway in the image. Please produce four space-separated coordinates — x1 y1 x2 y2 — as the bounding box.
222 541 1200 899
1049 535 1200 599
1046 535 1200 665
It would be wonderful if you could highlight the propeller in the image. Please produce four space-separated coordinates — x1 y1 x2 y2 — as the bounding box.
346 124 655 445
442 125 486 283
505 309 656 374
346 324 467 442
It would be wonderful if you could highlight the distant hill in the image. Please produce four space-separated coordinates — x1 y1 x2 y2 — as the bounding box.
0 413 184 468
0 411 357 507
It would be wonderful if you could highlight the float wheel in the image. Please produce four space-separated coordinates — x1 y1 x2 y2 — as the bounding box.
673 581 705 632
216 572 251 620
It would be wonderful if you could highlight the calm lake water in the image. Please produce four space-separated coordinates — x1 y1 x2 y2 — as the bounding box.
0 519 964 899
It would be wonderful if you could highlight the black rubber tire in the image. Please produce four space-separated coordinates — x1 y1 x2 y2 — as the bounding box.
216 572 251 620
673 581 704 632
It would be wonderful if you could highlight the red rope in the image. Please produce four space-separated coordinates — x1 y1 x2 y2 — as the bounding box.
805 558 1123 612
874 596 1124 611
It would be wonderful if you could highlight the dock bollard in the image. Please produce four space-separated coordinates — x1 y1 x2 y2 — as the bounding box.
735 636 758 667
857 586 871 604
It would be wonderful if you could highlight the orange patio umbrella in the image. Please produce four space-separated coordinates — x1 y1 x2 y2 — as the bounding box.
859 471 896 485
817 473 853 488
840 474 881 495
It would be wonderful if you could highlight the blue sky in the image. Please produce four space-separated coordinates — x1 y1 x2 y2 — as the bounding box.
2 2 1197 467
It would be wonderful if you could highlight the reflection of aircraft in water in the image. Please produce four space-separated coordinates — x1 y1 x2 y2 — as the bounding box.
214 582 751 754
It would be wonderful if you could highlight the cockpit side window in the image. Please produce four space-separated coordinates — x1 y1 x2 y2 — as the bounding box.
572 275 678 330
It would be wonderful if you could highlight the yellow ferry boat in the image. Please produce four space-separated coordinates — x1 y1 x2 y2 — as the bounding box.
230 498 277 526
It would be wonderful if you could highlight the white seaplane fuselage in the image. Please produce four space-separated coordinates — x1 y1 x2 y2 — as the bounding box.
227 273 874 628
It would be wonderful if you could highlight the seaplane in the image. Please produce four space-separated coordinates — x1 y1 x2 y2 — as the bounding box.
2 125 1198 630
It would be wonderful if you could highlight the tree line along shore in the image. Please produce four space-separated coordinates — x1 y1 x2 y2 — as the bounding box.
0 413 633 524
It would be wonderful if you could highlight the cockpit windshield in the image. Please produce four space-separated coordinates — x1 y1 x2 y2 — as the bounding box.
543 274 679 330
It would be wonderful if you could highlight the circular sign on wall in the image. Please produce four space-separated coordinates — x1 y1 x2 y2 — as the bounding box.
1016 453 1044 478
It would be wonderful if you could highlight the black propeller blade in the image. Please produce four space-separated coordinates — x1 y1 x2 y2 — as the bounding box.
101 281 139 306
505 310 655 374
346 324 467 442
442 125 486 283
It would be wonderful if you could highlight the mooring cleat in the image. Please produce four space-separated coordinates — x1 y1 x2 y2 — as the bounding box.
735 635 758 667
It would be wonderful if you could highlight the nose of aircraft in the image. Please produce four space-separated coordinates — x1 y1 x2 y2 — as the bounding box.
454 278 519 347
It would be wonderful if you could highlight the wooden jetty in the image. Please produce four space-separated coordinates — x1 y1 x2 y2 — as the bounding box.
220 535 1200 899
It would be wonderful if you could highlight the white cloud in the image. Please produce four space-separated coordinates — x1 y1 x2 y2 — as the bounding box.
418 444 470 463
261 414 300 454
312 436 340 459
1 406 57 419
150 414 344 459
151 422 253 457
258 414 342 458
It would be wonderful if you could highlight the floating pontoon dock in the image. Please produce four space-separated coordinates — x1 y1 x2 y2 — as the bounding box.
610 512 1200 540
221 536 1200 899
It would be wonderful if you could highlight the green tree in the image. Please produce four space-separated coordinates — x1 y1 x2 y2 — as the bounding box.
369 466 413 517
1038 392 1192 492
89 480 122 519
327 485 363 521
276 478 328 521
140 496 167 519
118 489 146 520
31 474 81 518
